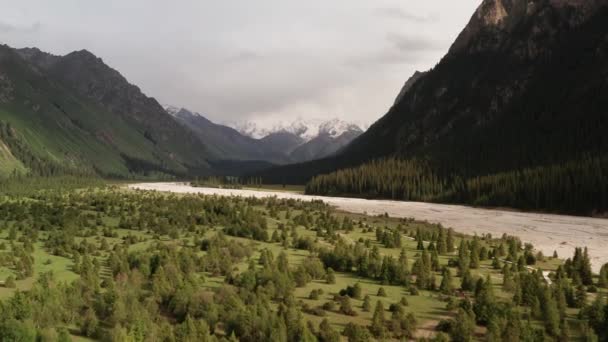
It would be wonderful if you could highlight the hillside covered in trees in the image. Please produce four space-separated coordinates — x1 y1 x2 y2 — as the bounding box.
305 157 608 215
0 180 607 341
255 0 608 215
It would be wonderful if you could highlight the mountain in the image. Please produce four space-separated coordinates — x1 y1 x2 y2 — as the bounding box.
290 125 363 162
394 71 427 105
169 107 290 164
171 110 364 163
0 45 212 178
255 0 608 215
230 117 365 142
228 117 364 162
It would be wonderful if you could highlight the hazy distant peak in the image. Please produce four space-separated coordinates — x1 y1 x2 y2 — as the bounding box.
164 104 182 116
228 117 365 141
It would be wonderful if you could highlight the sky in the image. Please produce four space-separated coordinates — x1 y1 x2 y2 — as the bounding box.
0 0 481 127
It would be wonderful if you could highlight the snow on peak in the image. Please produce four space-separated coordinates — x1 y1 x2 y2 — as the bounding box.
164 105 205 118
163 104 181 116
227 118 364 141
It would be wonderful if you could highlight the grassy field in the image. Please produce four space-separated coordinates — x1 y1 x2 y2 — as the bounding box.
0 186 604 341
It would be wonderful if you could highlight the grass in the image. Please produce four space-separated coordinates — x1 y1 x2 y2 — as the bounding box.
0 187 587 341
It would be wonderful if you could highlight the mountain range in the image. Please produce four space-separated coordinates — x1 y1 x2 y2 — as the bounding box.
0 44 364 178
167 106 364 165
228 118 366 142
1 0 607 214
253 0 608 214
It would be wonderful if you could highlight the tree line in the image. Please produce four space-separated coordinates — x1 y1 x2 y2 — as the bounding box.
305 156 608 215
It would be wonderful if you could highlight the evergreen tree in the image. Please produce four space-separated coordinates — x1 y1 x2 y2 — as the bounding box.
318 319 340 342
362 295 371 312
446 229 455 253
439 267 454 295
325 268 336 284
541 287 561 337
449 308 475 342
370 300 386 339
598 263 608 288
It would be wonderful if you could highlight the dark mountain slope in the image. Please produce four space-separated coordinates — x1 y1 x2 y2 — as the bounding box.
255 0 608 214
290 130 362 162
340 0 608 174
0 46 211 178
258 131 305 157
171 108 290 164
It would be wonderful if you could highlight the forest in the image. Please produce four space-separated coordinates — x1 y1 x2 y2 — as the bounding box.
0 178 606 341
305 157 608 216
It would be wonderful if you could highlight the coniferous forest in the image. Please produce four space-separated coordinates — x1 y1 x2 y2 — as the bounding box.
305 156 608 215
0 181 607 341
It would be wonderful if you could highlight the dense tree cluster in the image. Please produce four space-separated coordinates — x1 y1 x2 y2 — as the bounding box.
0 183 605 341
306 156 608 215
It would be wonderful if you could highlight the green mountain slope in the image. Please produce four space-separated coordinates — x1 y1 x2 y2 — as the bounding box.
0 45 211 178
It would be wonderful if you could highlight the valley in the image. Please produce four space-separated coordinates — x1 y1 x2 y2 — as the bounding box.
1 0 607 340
129 182 608 273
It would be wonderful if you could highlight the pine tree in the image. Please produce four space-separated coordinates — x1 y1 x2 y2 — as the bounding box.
541 287 561 337
439 267 453 295
370 300 386 338
581 247 594 286
446 229 455 253
318 319 340 342
458 240 470 276
449 308 475 342
325 267 336 284
473 275 495 325
362 295 371 312
598 263 608 288
437 228 447 254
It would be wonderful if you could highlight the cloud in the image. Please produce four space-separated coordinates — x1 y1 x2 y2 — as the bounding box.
0 21 40 34
374 7 438 23
345 32 441 68
224 50 263 64
0 0 482 126
386 32 440 52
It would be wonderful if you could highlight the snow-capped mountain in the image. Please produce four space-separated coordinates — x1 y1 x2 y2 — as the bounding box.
165 106 367 164
228 117 365 142
163 104 182 116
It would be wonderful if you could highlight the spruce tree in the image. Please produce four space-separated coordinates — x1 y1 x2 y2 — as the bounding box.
439 267 453 295
446 229 455 253
437 228 447 255
598 263 608 288
370 300 386 338
541 287 561 337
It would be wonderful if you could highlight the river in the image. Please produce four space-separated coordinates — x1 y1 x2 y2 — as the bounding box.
128 182 608 272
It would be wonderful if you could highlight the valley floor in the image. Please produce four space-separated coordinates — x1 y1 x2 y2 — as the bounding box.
129 182 608 272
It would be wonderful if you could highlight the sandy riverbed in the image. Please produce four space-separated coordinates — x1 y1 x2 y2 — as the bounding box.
128 182 608 272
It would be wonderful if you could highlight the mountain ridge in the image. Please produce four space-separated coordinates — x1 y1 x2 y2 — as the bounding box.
168 105 365 164
0 44 212 178
227 117 365 142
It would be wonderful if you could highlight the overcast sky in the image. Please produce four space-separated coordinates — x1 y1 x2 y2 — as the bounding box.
0 0 480 127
